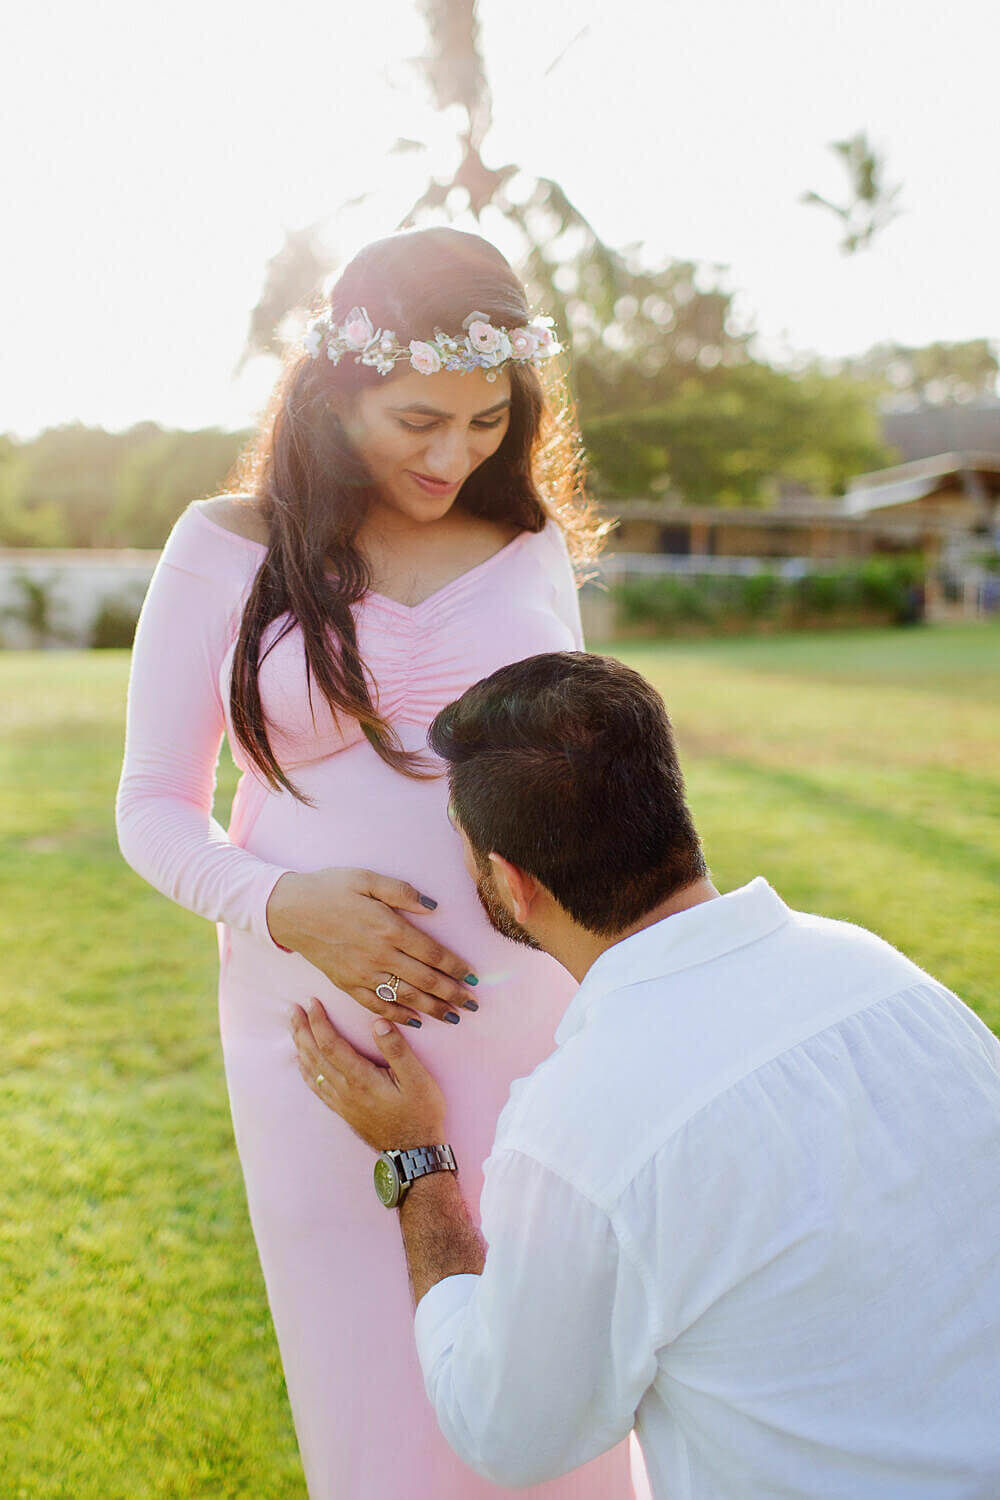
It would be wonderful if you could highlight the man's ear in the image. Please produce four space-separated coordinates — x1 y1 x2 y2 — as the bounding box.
489 853 538 922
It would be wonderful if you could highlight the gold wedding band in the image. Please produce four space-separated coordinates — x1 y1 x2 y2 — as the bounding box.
375 974 401 1004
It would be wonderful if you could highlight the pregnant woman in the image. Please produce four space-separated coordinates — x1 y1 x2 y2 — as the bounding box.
115 226 640 1497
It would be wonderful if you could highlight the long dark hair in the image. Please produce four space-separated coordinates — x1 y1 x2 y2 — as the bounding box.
224 226 606 805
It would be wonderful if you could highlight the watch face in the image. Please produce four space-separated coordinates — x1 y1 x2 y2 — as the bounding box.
374 1155 400 1207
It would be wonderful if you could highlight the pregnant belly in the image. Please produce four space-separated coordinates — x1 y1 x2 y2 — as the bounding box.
223 736 576 1149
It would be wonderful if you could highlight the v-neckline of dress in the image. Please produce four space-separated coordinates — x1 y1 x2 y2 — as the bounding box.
190 505 534 614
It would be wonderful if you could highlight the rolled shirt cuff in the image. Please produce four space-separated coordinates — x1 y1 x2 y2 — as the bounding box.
414 1273 481 1386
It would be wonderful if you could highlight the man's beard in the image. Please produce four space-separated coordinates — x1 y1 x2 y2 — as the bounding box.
474 861 542 950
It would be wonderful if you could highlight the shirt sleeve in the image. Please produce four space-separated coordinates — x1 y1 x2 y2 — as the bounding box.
414 1148 657 1487
545 521 586 650
114 509 294 946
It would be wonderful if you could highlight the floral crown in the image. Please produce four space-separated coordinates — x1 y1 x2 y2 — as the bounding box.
302 305 563 383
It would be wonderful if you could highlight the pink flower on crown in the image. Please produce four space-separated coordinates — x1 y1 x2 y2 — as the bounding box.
409 340 443 375
509 326 539 360
342 307 375 349
467 319 503 355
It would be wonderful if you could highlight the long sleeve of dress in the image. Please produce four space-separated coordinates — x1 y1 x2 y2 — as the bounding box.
115 509 294 946
545 521 586 650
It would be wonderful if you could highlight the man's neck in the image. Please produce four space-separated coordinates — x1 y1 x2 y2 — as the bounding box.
546 877 721 983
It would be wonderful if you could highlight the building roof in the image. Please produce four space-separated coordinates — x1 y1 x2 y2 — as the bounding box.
843 452 1000 515
880 400 1000 464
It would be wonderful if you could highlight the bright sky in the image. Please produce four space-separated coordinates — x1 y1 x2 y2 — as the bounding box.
3 0 996 440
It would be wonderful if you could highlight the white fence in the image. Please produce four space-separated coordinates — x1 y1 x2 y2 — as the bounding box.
0 545 995 649
0 548 158 648
586 552 817 580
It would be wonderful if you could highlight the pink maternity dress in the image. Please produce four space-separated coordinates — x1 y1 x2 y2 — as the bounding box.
116 503 644 1499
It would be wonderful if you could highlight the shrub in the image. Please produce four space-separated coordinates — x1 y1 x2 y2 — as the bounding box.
740 571 781 618
857 556 925 622
1 571 70 647
91 594 142 648
793 569 852 616
609 555 926 635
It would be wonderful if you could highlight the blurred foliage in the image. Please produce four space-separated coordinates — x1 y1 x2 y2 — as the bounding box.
800 131 904 255
0 570 73 646
581 361 893 502
90 593 143 648
0 422 245 550
108 427 246 548
238 222 332 370
832 338 999 405
614 555 927 634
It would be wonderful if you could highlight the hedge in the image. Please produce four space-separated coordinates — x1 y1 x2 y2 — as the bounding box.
612 556 926 635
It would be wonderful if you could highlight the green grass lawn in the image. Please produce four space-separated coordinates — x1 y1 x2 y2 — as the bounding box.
2 624 998 1496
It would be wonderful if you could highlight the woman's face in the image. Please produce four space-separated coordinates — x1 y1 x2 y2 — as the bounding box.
343 365 513 526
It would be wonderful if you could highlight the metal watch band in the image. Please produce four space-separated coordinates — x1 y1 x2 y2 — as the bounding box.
397 1144 457 1186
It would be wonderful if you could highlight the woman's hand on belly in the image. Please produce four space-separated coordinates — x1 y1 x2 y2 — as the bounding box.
265 868 480 1027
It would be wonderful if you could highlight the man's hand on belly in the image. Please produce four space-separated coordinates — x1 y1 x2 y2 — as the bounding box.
290 997 448 1151
290 1001 484 1305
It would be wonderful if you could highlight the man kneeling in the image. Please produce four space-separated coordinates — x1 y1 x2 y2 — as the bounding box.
291 651 1000 1497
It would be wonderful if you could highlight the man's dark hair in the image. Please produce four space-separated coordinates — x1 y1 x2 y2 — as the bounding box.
428 652 707 936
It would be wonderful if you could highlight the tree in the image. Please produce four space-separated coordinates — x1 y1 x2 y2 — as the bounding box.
833 338 999 405
580 361 893 504
393 1 754 410
109 426 247 548
235 1 752 408
237 222 332 371
800 131 903 254
0 422 246 551
0 435 67 546
0 424 133 548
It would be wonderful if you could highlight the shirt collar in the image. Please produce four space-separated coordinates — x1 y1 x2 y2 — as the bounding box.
554 877 792 1046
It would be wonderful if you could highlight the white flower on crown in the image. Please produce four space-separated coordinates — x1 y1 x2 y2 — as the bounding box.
303 316 327 358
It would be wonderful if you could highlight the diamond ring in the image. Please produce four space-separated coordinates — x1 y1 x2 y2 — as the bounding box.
375 974 401 1004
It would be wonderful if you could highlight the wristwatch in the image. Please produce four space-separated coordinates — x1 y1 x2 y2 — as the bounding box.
373 1145 457 1208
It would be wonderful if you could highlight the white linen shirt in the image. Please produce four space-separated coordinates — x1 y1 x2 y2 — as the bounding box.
414 878 1000 1498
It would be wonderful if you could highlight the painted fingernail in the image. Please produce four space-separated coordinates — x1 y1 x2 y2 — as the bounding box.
405 1018 423 1029
419 895 438 910
462 999 479 1012
444 1011 461 1025
464 974 479 986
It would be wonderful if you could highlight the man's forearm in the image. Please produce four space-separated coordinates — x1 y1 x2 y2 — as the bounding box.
399 1169 486 1306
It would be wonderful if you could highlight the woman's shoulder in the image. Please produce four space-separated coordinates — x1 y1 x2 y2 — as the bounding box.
156 495 268 586
190 494 270 547
535 512 577 573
